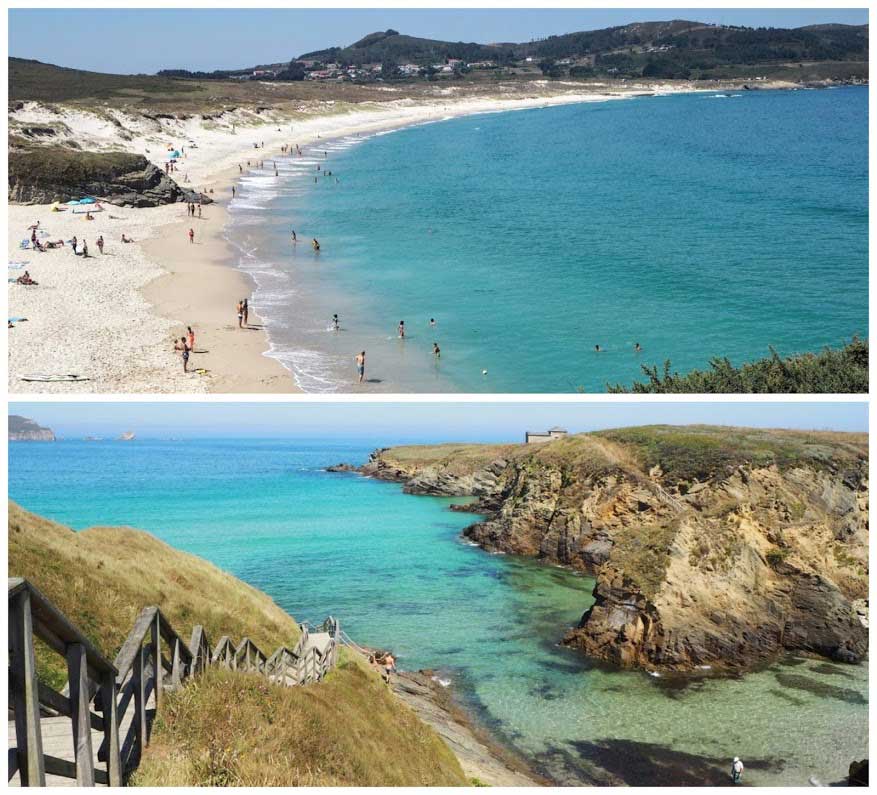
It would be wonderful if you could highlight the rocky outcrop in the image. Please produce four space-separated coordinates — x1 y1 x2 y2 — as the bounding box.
8 415 55 441
8 148 210 207
344 428 869 673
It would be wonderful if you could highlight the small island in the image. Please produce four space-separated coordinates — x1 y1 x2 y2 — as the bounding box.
8 415 54 441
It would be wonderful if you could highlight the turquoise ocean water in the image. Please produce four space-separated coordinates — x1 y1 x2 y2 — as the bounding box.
9 439 868 785
227 87 867 392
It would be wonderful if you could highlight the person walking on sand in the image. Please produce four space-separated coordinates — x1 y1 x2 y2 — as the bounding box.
355 351 365 384
71 236 78 254
237 300 244 329
81 240 89 258
198 204 202 219
174 337 190 373
242 298 249 327
188 228 195 244
731 758 744 785
397 320 405 339
187 326 195 352
96 235 104 255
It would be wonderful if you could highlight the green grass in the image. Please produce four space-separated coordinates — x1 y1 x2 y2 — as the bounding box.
609 339 868 394
594 425 867 484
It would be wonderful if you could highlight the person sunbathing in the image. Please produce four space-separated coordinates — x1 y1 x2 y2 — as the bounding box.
44 240 65 249
16 271 38 285
32 240 45 252
121 234 133 243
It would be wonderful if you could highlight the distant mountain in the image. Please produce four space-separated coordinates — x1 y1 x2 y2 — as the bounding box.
299 29 513 65
9 415 55 441
296 20 867 79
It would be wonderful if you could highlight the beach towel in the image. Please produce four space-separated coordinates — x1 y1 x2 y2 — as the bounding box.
8 317 28 323
21 374 89 382
20 240 30 249
8 262 27 270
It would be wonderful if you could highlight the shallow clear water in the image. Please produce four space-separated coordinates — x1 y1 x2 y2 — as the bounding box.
227 87 868 392
9 440 868 785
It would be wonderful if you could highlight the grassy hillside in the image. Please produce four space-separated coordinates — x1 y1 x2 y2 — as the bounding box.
7 502 468 786
134 662 465 786
377 425 868 484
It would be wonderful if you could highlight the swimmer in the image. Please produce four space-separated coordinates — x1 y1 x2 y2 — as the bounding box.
397 320 405 339
634 342 642 353
429 318 436 328
433 343 441 359
312 238 320 252
594 344 601 353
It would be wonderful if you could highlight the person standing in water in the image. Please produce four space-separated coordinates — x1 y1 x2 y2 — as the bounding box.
433 342 441 359
232 185 236 198
242 299 249 327
291 229 297 243
355 351 365 383
731 758 744 784
312 238 320 252
429 318 436 329
332 314 340 331
188 228 194 244
397 321 405 339
594 344 601 353
634 342 642 353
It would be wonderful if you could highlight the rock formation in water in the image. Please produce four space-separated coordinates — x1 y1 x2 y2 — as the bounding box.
339 427 869 673
8 414 55 441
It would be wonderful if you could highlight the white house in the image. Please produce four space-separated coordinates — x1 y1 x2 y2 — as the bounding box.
524 427 568 444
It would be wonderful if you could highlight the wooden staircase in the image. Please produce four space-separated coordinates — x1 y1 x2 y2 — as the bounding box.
7 578 340 787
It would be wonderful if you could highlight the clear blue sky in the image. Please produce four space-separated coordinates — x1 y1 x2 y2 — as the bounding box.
9 401 867 442
8 8 869 74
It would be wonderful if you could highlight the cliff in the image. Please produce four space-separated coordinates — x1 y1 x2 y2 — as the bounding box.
8 146 206 207
8 414 55 441
345 427 869 673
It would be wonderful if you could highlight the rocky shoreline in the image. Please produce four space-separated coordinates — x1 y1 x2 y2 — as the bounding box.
390 671 544 786
329 428 869 674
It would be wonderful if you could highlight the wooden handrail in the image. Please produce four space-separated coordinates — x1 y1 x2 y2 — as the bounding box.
8 577 340 788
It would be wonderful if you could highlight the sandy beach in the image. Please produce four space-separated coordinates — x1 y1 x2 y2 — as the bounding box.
8 81 761 393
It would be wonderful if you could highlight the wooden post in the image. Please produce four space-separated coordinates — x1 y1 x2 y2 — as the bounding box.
151 614 163 709
99 670 122 786
133 644 148 752
171 638 182 687
66 643 96 785
9 589 46 786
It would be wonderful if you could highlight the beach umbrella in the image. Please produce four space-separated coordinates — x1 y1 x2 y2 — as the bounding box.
66 199 80 205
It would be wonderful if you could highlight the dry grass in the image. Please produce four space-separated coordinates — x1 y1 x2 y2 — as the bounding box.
133 659 466 786
8 500 300 688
